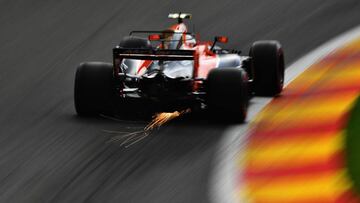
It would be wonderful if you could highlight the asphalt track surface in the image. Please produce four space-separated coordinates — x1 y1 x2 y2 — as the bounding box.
1 1 360 202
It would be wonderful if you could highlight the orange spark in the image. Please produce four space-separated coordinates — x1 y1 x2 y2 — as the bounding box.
106 109 190 147
144 109 191 131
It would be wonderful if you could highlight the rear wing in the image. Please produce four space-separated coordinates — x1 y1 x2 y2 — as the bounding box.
112 48 200 79
113 48 195 61
129 31 194 36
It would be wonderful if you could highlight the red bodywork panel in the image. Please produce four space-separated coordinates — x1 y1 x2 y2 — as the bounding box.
134 23 218 80
193 44 217 79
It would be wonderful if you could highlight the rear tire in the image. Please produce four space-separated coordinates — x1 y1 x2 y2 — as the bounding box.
74 62 114 116
250 40 284 96
206 68 249 123
119 36 151 49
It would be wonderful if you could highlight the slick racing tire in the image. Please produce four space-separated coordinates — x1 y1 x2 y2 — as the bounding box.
207 68 249 123
250 40 285 96
119 36 151 49
74 62 114 116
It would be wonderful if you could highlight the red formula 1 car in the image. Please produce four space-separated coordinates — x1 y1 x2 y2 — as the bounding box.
74 13 284 122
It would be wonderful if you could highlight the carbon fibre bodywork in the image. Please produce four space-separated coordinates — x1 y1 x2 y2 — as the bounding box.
112 46 252 111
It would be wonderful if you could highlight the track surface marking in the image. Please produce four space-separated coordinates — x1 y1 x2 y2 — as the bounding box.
239 29 360 203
